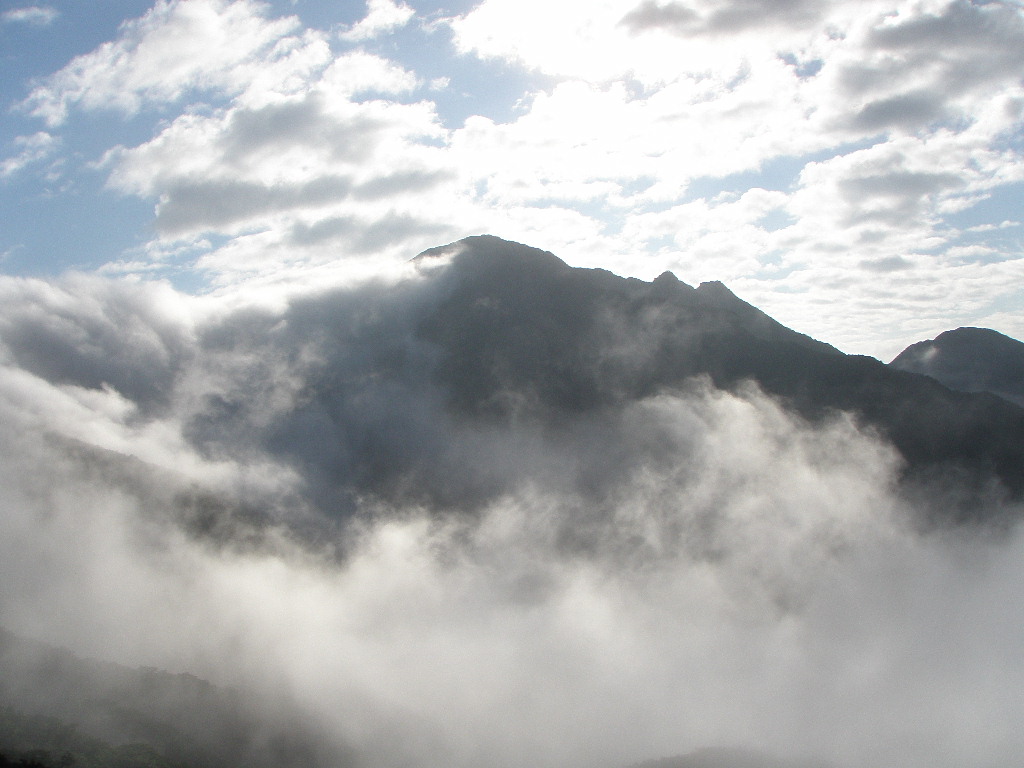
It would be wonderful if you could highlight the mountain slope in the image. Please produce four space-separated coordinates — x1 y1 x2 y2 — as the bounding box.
0 628 351 768
5 234 1022 531
412 236 1024 510
4 237 1024 768
890 326 1024 407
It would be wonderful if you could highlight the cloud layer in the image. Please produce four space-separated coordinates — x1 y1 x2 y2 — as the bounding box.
2 257 1024 768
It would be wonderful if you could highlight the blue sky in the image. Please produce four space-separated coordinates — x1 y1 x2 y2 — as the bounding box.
2 0 1023 357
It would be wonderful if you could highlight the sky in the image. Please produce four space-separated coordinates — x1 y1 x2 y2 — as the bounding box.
1 0 1023 359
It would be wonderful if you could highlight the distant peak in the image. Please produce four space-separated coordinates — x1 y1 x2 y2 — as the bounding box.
697 280 735 296
889 326 1024 407
648 269 694 296
695 280 744 307
414 234 499 261
935 327 1016 343
893 327 1024 362
415 234 545 257
413 235 565 269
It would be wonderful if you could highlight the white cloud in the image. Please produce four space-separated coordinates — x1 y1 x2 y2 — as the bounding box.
451 0 1024 153
2 271 1024 768
16 0 1022 358
616 188 793 282
95 42 463 284
0 132 58 179
438 0 1024 356
108 93 452 235
452 0 671 82
319 50 419 97
20 0 325 126
1 5 58 25
340 0 415 42
105 49 438 205
450 0 876 84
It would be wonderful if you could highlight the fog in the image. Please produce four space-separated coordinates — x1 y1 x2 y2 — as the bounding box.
1 264 1022 768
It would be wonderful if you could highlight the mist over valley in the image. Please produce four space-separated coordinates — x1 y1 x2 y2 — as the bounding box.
2 236 1023 768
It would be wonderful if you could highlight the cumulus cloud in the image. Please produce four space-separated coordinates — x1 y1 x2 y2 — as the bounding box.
20 0 323 126
155 175 355 235
93 42 453 259
11 0 1024 359
1 262 1024 768
618 1 700 33
0 132 58 179
867 1 1024 87
444 0 1024 351
288 210 451 250
340 0 415 42
849 89 948 132
823 1 1024 135
0 275 196 416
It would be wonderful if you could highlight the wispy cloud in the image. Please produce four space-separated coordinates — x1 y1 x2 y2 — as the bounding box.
0 132 58 179
340 0 415 42
1 5 59 26
1 265 1024 768
19 0 320 126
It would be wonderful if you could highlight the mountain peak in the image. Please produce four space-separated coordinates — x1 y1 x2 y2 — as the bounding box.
653 270 680 284
414 234 564 268
697 279 733 295
890 326 1024 406
411 235 1024 507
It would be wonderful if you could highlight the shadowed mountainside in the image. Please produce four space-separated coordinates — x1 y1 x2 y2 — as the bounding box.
890 326 1024 407
0 627 827 768
0 628 351 768
4 234 1023 533
412 236 1024 512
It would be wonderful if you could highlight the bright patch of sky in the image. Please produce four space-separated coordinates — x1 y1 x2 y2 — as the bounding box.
1 0 1023 358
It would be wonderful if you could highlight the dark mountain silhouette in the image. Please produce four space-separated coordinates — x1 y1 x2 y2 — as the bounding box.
890 326 1024 407
21 235 1022 532
415 236 842 420
410 236 1024 515
0 628 352 768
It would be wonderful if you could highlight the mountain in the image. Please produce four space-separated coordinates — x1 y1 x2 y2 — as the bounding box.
890 327 1024 407
408 236 1024 514
6 234 1022 530
1 631 827 768
0 628 351 768
414 235 842 421
4 235 1024 768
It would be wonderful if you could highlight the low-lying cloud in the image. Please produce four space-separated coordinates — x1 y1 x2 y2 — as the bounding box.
1 266 1023 768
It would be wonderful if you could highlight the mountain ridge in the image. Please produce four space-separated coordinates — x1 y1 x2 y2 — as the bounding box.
0 627 349 768
409 236 1024 513
890 326 1024 407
